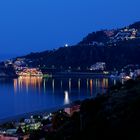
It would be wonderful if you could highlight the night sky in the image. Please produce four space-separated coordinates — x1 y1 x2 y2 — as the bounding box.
0 0 140 60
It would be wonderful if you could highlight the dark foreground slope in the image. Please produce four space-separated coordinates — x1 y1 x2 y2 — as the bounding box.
47 78 140 140
78 79 140 140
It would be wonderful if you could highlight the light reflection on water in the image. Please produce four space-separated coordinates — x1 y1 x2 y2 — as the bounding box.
14 77 110 95
64 91 70 105
13 76 112 106
0 77 115 120
14 76 43 93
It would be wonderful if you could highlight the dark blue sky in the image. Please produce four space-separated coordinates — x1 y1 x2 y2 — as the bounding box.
0 0 140 59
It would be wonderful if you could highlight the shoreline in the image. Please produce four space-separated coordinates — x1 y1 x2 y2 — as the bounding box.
0 97 87 124
0 72 110 79
0 102 80 124
52 72 110 78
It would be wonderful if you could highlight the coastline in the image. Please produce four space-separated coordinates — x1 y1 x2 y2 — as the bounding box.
0 96 88 124
51 72 110 78
0 72 110 79
0 102 79 124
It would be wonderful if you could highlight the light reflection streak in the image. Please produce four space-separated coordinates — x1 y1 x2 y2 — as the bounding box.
95 79 98 88
90 79 93 96
52 79 55 93
122 79 124 84
64 91 70 105
102 78 109 89
87 78 89 93
38 77 41 93
14 79 18 94
14 76 43 93
69 78 71 93
43 79 46 93
60 80 63 89
98 79 100 88
78 78 81 92
105 79 108 88
114 79 116 85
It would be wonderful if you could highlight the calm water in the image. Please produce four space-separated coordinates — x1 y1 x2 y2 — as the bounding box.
0 76 115 120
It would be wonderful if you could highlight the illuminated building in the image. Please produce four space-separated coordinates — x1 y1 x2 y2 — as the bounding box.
64 105 80 116
90 62 106 71
17 68 43 77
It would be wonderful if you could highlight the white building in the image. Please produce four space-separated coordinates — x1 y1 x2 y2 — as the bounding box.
90 62 106 71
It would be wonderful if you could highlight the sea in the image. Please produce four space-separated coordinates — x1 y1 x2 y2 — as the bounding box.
0 76 116 122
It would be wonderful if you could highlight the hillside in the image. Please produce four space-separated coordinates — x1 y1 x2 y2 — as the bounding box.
49 78 140 140
19 21 140 71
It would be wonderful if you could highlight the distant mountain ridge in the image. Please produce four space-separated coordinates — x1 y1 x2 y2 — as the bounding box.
19 21 140 71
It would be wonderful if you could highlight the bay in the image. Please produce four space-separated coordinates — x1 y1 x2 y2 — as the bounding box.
0 76 115 121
